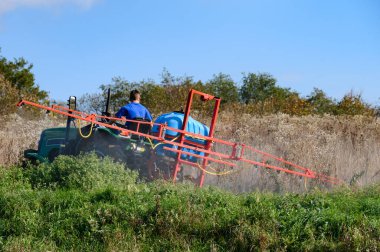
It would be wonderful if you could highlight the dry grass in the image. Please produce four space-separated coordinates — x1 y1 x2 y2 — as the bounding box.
1 112 379 192
204 112 380 192
0 113 62 167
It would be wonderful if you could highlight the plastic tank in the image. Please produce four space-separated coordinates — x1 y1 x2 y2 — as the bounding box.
151 112 210 162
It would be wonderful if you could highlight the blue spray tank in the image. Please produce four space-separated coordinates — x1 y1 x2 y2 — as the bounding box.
151 112 210 162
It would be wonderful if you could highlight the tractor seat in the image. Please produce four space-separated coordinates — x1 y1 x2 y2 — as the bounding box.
128 118 152 141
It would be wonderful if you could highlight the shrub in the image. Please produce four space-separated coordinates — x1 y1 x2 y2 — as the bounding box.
335 92 375 116
26 153 138 190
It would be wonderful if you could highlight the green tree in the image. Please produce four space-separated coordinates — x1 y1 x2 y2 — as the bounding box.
269 86 302 114
205 73 239 105
78 77 141 115
159 69 208 112
99 77 140 113
240 73 277 104
0 53 47 102
306 88 336 115
139 81 167 114
239 72 313 115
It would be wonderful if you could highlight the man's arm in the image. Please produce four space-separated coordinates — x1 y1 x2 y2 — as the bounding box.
145 108 153 122
115 106 127 118
108 106 128 125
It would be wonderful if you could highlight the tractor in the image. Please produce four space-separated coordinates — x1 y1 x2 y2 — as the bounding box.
22 89 211 183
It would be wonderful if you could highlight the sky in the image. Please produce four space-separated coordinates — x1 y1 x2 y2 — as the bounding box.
0 0 379 105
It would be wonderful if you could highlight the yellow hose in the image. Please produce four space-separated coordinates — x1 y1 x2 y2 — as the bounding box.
147 135 179 149
77 119 94 138
195 163 240 176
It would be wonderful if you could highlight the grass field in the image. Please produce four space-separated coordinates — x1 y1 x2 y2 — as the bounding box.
0 154 379 251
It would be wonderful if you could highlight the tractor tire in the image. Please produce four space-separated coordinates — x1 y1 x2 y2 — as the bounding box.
48 148 60 162
148 153 177 181
75 136 111 159
75 134 133 167
22 158 38 168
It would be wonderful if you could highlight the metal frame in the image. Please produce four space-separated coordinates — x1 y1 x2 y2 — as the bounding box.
172 89 221 186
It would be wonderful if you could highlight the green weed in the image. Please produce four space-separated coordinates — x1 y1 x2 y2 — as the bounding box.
0 155 379 251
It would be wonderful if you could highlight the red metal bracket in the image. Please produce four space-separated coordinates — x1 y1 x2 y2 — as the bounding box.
172 89 221 187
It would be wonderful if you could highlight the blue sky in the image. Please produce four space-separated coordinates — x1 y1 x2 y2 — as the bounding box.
1 0 379 104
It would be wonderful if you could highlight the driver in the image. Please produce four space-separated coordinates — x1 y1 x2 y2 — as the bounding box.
115 89 152 128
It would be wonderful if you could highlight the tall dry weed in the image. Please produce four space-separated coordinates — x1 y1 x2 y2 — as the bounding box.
202 113 380 192
0 76 19 116
0 113 62 167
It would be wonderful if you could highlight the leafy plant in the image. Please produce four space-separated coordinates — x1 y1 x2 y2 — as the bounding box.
0 155 379 251
26 153 138 190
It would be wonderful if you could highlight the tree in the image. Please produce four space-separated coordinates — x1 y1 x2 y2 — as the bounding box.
205 73 239 105
269 86 302 114
240 73 277 104
0 51 48 117
77 92 104 114
0 52 47 102
159 69 208 112
335 91 374 116
0 76 19 115
239 72 314 115
139 81 167 114
99 77 140 113
78 77 141 115
306 88 336 115
160 67 176 86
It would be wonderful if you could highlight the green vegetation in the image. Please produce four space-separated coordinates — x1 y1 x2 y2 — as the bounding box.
0 51 375 117
0 154 379 251
80 70 376 117
0 51 48 116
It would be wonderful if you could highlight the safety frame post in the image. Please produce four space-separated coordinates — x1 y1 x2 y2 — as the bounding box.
171 89 221 187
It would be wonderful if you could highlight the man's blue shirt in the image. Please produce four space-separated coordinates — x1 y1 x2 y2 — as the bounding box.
115 102 152 126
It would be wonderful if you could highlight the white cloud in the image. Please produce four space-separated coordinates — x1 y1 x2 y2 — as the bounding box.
0 0 99 14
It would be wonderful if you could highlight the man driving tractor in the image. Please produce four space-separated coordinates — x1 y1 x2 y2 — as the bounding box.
115 89 153 128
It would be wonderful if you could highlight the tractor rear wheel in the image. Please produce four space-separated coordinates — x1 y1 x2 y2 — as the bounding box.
148 153 177 181
75 136 110 159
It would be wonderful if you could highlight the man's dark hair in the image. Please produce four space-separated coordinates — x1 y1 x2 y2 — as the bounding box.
130 89 140 102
